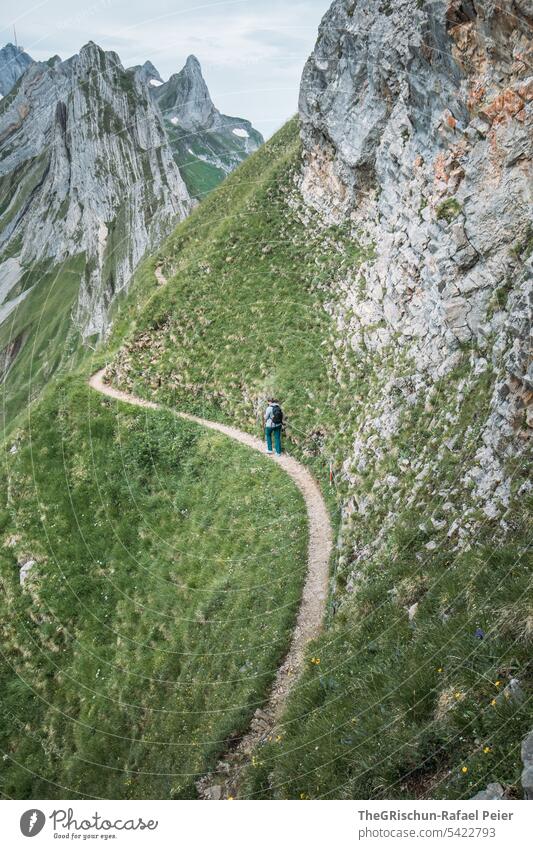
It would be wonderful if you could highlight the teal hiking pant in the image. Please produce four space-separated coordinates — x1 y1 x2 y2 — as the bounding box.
265 425 282 455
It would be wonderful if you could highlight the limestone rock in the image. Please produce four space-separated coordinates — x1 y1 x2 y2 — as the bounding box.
19 558 36 585
299 0 532 520
472 782 504 800
155 55 218 132
521 731 533 800
407 602 418 622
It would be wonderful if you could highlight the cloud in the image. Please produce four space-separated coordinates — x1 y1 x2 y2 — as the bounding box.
112 2 325 73
2 0 330 136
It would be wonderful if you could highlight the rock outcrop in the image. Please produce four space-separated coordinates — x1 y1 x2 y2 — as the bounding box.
299 0 532 523
0 42 191 336
0 42 33 96
472 782 505 800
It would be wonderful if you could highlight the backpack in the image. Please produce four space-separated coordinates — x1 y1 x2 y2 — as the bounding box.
270 404 283 426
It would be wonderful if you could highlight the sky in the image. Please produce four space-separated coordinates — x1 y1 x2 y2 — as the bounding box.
1 0 332 138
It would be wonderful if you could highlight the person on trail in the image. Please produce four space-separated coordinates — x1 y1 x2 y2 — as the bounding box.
264 398 283 456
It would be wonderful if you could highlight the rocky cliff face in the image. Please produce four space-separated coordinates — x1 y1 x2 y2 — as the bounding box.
0 41 191 337
299 0 532 527
0 43 34 96
153 55 264 197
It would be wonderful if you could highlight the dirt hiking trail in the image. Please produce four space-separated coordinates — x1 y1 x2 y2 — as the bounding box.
89 368 333 799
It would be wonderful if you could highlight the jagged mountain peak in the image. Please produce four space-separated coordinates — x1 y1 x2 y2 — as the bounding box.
77 40 122 69
78 40 103 59
184 54 202 72
1 42 23 56
128 59 164 88
0 42 30 58
142 60 163 82
155 54 216 130
0 41 34 96
149 53 263 197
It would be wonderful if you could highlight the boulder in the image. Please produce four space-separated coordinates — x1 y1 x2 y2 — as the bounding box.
472 783 504 800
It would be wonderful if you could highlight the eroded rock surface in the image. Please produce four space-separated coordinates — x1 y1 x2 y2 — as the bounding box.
299 0 532 523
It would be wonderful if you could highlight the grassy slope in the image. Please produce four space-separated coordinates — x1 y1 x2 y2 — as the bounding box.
0 256 86 432
108 118 367 485
0 374 306 798
165 123 232 200
106 118 532 799
165 121 263 201
246 387 531 800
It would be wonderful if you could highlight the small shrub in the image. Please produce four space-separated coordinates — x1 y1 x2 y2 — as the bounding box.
436 198 462 223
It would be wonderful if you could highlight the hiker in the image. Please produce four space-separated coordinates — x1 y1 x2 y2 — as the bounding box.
264 398 283 455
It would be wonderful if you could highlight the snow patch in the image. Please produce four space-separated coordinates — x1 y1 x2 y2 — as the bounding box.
232 127 249 139
170 117 179 125
149 78 163 87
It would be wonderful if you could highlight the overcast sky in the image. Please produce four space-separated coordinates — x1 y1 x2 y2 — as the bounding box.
1 0 332 138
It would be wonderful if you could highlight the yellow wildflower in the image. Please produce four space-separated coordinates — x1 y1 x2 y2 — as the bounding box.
461 766 468 774
483 746 491 754
490 698 497 706
495 680 501 687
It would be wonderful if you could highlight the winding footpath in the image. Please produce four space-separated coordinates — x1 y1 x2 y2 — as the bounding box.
89 368 333 799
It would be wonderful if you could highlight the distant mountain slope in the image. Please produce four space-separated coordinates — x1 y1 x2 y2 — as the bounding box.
0 40 262 430
0 43 33 96
0 41 191 426
151 55 264 199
